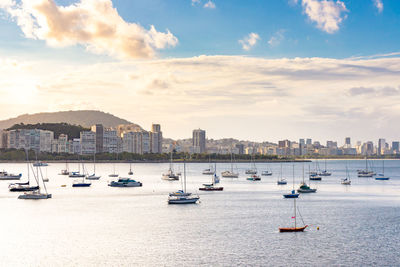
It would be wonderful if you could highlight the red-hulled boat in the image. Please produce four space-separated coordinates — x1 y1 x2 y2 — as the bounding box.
279 225 308 232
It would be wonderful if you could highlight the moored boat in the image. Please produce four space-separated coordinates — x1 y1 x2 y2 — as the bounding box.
279 197 308 232
0 171 22 180
109 178 142 187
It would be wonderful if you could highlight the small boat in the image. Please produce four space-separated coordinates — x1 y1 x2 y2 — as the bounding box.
199 169 223 191
283 190 299 198
358 157 376 177
277 163 287 185
246 174 261 181
18 156 51 200
109 152 119 177
318 160 331 176
222 151 239 178
72 180 92 187
33 162 48 167
245 154 258 174
283 165 299 198
245 169 257 174
69 172 85 178
42 177 49 182
0 171 22 180
162 151 180 180
86 174 101 180
9 182 39 192
279 197 308 233
60 169 69 175
341 163 351 185
108 178 142 187
309 174 322 181
169 190 192 197
261 170 272 176
168 161 199 204
202 168 214 175
375 160 390 180
128 162 133 175
297 182 317 193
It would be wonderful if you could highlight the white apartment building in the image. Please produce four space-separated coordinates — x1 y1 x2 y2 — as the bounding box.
80 131 96 155
7 129 54 152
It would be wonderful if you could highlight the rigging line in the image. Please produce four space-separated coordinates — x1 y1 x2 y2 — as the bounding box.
297 206 306 226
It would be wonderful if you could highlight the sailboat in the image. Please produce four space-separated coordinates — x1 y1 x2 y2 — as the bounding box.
109 153 119 177
283 164 299 198
297 164 317 193
69 156 85 178
318 159 331 176
72 161 91 187
168 161 200 204
18 159 52 199
199 162 223 191
309 164 322 181
202 156 215 175
245 154 258 174
357 156 375 177
0 171 22 180
375 160 390 180
162 151 180 181
279 197 308 232
221 151 239 178
9 150 39 192
341 163 351 185
59 160 69 175
128 161 133 175
87 153 101 180
277 163 287 185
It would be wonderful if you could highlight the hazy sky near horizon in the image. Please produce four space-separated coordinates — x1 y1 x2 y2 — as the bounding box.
0 0 400 144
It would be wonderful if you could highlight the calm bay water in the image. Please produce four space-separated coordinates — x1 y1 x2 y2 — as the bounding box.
0 160 399 266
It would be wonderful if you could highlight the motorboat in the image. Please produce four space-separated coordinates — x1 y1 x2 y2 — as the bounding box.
108 178 142 187
261 170 272 176
18 191 52 199
199 183 223 191
246 174 261 181
221 171 239 178
86 174 101 180
33 162 48 167
297 182 317 193
69 172 85 178
0 171 22 180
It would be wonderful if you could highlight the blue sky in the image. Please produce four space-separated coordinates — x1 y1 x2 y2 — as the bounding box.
1 0 399 60
0 0 400 143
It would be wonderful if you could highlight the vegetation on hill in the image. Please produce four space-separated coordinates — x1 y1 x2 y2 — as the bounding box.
7 123 90 139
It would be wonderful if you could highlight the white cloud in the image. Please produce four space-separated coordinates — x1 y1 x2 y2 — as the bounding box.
2 54 400 142
203 1 216 9
0 0 178 59
191 0 201 6
268 30 285 47
301 0 348 34
373 0 383 13
239 33 260 51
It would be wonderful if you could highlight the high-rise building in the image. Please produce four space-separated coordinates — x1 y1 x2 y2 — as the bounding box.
91 124 104 153
80 131 96 155
150 124 163 153
306 138 312 145
378 138 386 155
192 129 206 153
278 140 291 148
299 139 305 145
392 141 399 153
103 128 120 153
345 137 351 147
326 141 337 148
235 143 245 155
7 129 54 152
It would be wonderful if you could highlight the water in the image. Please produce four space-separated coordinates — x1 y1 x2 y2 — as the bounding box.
0 160 399 266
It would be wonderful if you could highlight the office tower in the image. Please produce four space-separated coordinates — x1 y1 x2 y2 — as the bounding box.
306 138 312 145
378 138 386 155
150 124 163 153
91 124 104 153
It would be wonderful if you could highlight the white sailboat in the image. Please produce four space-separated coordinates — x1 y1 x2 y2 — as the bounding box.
162 151 179 181
341 163 351 185
18 160 51 199
221 151 239 178
87 153 101 180
277 163 287 185
375 160 390 180
109 153 119 177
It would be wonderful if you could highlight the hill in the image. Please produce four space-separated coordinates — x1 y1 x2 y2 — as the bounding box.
0 110 137 130
7 123 90 139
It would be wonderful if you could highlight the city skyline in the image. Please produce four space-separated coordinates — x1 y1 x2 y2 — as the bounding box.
1 1 400 142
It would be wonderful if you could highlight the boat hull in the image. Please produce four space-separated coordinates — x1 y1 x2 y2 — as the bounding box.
86 176 101 180
375 177 389 180
18 193 52 199
72 183 91 187
168 197 199 204
277 181 287 185
108 182 142 187
0 174 22 180
199 187 223 191
279 225 308 232
309 177 322 181
283 194 299 198
9 186 39 192
297 189 317 193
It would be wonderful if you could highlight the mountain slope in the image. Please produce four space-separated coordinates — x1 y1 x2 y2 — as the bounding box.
0 110 137 129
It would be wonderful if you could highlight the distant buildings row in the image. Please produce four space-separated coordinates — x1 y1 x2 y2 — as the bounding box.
0 124 163 155
0 124 398 157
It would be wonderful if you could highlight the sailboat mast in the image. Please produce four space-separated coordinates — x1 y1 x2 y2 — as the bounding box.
230 150 233 173
184 161 187 193
292 164 295 190
93 152 96 174
294 198 297 229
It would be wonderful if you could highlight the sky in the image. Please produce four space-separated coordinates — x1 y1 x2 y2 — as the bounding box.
0 0 400 145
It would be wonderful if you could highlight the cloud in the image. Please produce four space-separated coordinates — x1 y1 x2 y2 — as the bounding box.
348 86 400 96
373 0 383 13
301 0 348 33
203 1 216 9
268 30 285 47
191 0 201 5
239 33 260 51
0 0 178 59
